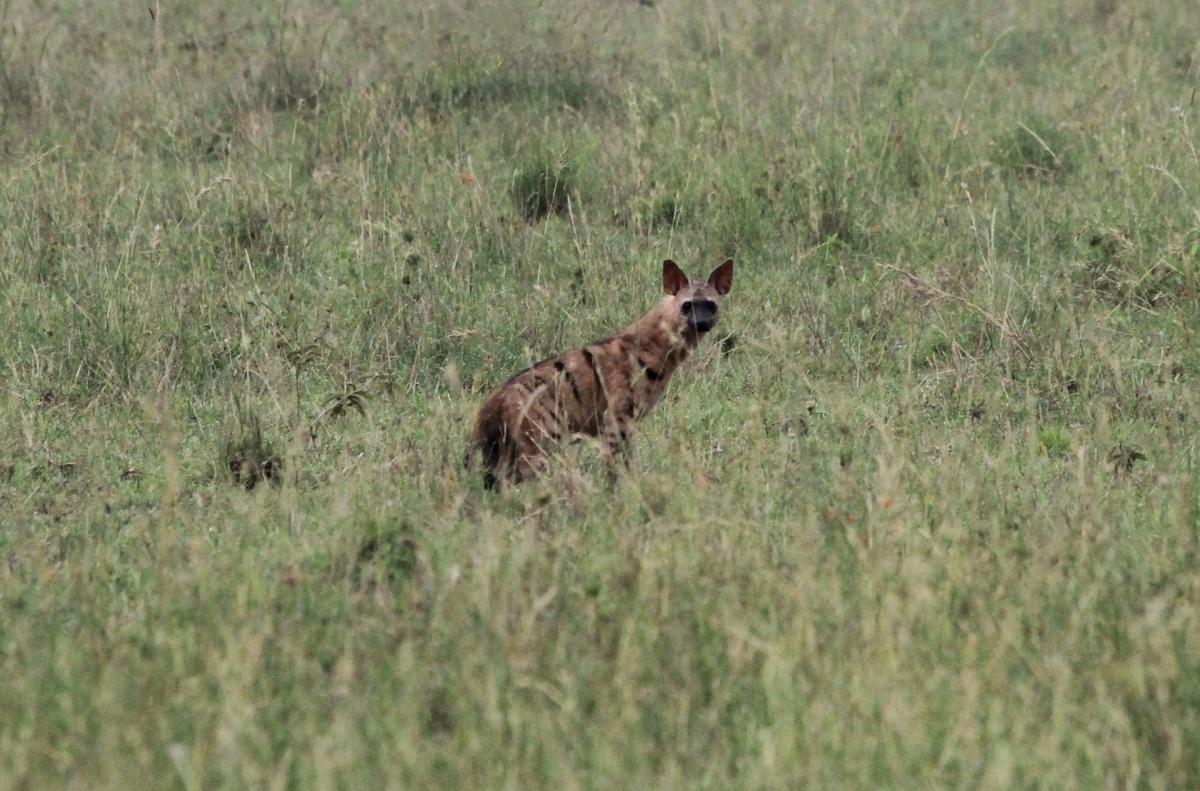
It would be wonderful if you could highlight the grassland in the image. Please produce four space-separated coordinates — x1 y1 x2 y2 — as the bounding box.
2 0 1200 787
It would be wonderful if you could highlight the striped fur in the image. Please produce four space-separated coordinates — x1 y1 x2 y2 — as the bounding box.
467 258 734 488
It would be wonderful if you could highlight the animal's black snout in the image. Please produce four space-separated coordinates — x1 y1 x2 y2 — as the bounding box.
685 299 719 332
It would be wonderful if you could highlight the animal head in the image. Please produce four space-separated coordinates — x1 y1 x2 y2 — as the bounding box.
661 258 734 338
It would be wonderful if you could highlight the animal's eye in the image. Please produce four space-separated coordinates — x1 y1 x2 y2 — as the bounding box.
698 300 718 312
681 301 694 315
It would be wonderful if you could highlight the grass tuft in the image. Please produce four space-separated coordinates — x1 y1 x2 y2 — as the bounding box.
406 56 605 119
220 410 283 490
993 116 1073 178
225 199 290 265
511 149 580 222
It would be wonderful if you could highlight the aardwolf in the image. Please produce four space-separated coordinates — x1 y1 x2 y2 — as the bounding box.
466 258 734 488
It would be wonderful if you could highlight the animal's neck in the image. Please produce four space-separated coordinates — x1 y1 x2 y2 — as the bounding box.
622 305 692 372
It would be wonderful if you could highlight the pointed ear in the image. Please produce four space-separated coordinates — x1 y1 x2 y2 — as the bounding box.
662 259 689 295
707 259 734 295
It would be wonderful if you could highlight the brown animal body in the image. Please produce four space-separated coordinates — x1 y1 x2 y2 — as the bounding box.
467 258 734 488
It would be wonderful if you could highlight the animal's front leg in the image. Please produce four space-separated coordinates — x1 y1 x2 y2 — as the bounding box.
600 414 636 483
